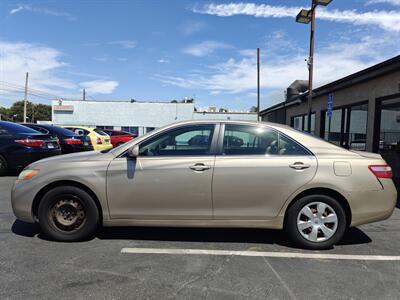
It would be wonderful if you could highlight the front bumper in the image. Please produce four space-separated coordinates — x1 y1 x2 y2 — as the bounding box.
11 179 38 223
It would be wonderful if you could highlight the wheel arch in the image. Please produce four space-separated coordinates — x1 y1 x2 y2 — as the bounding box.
32 180 103 223
283 187 352 227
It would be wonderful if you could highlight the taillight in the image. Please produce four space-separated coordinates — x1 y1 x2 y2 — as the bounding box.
15 139 45 147
96 137 102 145
64 138 83 145
368 165 393 179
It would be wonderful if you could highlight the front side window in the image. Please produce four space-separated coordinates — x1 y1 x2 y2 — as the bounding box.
139 125 215 156
222 124 309 156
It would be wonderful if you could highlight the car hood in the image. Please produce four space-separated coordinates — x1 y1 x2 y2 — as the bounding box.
28 151 115 168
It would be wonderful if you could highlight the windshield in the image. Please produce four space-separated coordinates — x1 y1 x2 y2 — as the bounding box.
94 129 108 136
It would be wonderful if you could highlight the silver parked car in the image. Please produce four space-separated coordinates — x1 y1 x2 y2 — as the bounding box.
11 120 397 249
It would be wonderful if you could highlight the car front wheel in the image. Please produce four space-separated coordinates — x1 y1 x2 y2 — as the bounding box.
285 194 346 250
38 186 99 242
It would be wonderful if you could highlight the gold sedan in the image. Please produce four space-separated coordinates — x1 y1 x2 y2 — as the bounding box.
11 120 397 249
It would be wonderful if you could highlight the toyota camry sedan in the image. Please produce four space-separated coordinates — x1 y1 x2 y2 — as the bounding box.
11 120 397 249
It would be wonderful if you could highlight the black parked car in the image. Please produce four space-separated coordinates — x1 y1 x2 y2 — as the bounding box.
22 123 93 154
0 121 61 175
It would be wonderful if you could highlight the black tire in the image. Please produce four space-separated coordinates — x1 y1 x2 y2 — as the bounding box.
0 155 7 176
38 186 99 242
285 194 347 250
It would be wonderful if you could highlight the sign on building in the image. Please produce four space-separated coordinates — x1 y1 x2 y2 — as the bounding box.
327 94 333 118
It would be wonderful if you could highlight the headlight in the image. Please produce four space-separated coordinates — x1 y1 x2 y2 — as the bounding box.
18 170 39 180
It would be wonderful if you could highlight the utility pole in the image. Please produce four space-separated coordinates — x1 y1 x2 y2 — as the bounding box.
83 88 86 101
23 72 29 123
257 48 260 121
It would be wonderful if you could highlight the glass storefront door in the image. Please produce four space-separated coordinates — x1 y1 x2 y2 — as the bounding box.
377 98 400 189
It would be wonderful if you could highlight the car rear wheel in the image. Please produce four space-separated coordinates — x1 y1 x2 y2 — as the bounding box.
0 155 7 176
38 186 99 242
285 194 346 250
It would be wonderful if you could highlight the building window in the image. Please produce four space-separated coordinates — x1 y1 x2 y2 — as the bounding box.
121 126 139 136
97 125 114 130
291 113 315 135
146 127 156 133
322 102 368 150
348 104 368 150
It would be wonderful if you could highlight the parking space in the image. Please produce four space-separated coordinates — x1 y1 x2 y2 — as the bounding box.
1 176 400 299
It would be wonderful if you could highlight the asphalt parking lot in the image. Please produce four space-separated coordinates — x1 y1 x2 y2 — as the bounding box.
1 176 400 299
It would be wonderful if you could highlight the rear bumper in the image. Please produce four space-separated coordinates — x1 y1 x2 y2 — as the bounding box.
350 179 397 227
92 144 113 151
8 149 61 170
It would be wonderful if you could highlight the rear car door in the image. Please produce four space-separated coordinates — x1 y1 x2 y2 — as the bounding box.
106 123 219 219
212 124 317 219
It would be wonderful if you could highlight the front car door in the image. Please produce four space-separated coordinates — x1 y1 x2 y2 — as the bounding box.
106 123 219 219
212 123 317 219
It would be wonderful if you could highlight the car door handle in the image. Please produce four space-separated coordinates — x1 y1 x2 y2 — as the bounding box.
189 163 211 172
289 162 311 170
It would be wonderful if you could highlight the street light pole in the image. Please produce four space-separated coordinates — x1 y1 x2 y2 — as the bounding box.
296 0 332 133
307 6 316 133
257 48 260 121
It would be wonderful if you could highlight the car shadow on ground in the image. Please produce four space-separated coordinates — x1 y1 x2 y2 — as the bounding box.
11 220 372 249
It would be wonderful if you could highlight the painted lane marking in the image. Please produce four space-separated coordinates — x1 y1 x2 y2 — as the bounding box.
121 248 400 261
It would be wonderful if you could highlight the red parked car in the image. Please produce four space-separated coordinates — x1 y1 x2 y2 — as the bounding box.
101 129 135 147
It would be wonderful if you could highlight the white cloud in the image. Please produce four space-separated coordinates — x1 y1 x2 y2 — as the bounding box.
79 80 119 95
157 34 399 103
92 57 107 62
0 41 75 99
158 59 169 63
183 40 232 57
181 21 206 35
367 0 400 5
9 4 76 21
108 40 136 49
194 3 400 32
0 40 118 106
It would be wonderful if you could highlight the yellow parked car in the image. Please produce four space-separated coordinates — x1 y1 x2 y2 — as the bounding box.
63 126 113 151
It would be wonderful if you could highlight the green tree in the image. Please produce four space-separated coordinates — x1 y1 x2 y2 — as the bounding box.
2 101 51 122
249 106 258 112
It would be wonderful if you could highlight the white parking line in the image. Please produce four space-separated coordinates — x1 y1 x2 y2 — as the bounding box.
121 248 400 261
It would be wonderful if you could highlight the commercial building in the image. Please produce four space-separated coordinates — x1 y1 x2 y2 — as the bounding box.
261 55 400 188
51 99 257 136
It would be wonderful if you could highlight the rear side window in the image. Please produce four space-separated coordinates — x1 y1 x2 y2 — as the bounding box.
69 128 89 136
222 124 309 156
30 126 49 134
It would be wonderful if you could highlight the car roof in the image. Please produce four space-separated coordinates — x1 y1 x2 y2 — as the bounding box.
62 125 94 131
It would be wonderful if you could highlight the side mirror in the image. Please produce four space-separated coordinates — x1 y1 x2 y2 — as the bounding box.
127 144 139 159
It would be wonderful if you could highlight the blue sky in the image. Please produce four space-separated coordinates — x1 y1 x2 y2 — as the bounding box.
0 0 399 111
